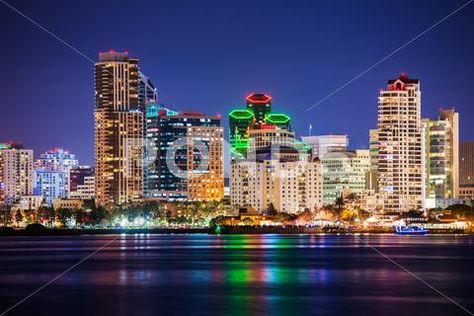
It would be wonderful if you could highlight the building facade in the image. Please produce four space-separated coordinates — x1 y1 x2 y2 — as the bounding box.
144 102 178 197
321 150 370 205
376 74 424 212
69 166 95 200
94 51 156 206
422 108 459 201
151 111 224 201
231 158 323 213
301 135 348 159
34 148 78 206
0 143 34 205
459 142 474 186
34 170 69 205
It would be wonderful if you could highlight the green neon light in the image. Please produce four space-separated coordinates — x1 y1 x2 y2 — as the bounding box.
265 113 291 124
229 109 254 120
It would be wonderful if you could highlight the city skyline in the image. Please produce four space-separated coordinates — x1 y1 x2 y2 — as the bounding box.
1 1 474 165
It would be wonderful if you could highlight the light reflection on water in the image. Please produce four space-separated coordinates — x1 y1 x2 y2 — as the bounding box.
0 234 472 316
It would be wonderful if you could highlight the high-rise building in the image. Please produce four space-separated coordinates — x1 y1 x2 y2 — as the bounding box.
138 72 157 112
422 108 459 200
0 143 34 205
301 135 348 159
376 74 424 212
321 150 370 205
144 102 178 197
230 94 323 213
94 51 156 206
229 93 292 160
149 111 224 201
69 166 95 200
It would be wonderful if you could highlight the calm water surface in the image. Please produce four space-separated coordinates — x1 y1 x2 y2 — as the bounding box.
0 234 473 316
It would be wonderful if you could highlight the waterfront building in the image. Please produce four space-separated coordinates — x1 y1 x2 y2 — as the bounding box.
422 108 459 203
69 166 95 200
94 51 156 206
321 150 370 205
231 155 323 213
52 198 84 210
301 134 348 159
230 94 322 213
34 169 69 206
34 148 79 206
0 143 34 205
376 74 424 212
151 111 224 201
11 195 43 211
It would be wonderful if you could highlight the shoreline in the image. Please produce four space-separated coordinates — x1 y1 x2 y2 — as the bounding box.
0 226 470 236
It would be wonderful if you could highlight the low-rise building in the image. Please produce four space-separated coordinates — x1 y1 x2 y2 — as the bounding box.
11 195 43 211
53 199 84 210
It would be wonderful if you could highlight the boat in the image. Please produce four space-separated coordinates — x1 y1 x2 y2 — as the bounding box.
395 225 428 235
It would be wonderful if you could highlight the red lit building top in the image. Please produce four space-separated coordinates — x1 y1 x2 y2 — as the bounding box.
246 93 272 104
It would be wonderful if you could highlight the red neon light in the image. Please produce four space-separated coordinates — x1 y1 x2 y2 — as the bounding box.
246 93 272 104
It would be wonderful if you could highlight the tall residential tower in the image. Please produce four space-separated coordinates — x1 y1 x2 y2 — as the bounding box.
94 51 156 206
376 74 424 212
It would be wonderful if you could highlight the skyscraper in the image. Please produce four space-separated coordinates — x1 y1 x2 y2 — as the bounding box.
144 102 177 197
376 74 424 212
150 111 224 201
0 143 34 205
94 51 156 206
230 94 323 213
422 108 459 200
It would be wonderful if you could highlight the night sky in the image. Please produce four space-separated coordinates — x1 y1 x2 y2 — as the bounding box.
1 0 473 165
